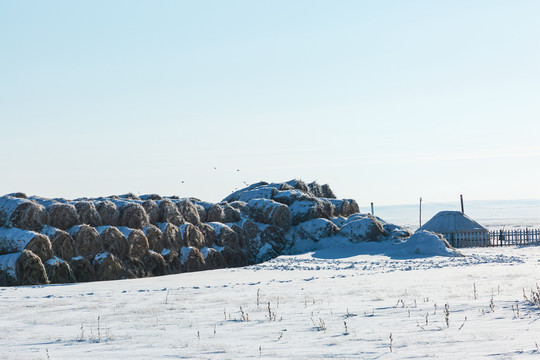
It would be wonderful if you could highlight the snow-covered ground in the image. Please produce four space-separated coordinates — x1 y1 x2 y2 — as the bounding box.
2 241 540 359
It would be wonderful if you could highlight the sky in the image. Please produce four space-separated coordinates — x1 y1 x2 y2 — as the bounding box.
1 1 539 206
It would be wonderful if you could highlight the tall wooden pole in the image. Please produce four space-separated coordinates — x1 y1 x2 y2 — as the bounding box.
370 202 374 216
460 194 464 214
419 197 422 227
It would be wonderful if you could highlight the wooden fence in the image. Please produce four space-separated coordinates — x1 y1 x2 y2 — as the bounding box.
441 229 540 248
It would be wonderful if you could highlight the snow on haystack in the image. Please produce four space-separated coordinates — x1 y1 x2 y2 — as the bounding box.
1 180 457 286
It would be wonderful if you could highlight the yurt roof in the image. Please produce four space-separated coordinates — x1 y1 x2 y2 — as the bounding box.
418 211 488 233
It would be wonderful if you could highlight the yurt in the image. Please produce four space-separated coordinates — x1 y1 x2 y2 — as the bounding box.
418 211 490 247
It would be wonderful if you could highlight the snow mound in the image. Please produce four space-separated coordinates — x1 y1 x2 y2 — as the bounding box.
394 230 462 257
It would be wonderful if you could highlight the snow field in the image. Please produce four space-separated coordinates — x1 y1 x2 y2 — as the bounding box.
1 246 539 359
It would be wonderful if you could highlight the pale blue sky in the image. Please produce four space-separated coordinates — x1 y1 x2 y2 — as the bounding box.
1 1 539 205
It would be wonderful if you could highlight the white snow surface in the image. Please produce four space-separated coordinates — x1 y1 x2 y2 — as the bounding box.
2 241 540 359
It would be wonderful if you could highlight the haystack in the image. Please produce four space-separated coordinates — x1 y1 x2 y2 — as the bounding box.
96 226 130 260
74 201 102 226
115 227 149 260
180 246 206 272
42 226 77 260
143 225 165 252
119 202 149 229
288 198 335 225
93 252 125 281
328 199 350 217
68 225 101 259
0 252 19 286
248 198 292 231
142 200 161 224
321 184 336 199
95 200 119 226
0 227 52 262
143 250 166 276
176 199 201 226
15 250 49 285
229 201 249 215
69 256 94 282
7 192 27 199
207 204 226 223
0 196 46 231
45 203 79 230
290 218 339 242
159 199 184 226
45 257 76 284
119 193 140 200
179 223 205 249
158 222 183 251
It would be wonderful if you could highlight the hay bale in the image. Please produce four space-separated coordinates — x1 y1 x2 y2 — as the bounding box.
0 196 46 231
7 192 27 199
93 252 126 281
45 257 76 284
206 204 225 223
42 226 77 260
229 201 250 215
176 199 201 226
162 249 182 274
273 190 313 206
119 193 140 200
321 184 336 199
220 246 248 268
69 256 94 282
46 203 79 230
285 179 310 193
348 199 360 215
192 203 207 223
143 250 166 276
290 218 340 242
308 181 324 198
143 225 164 252
119 202 149 229
96 226 130 260
328 199 351 217
288 198 335 226
241 219 261 240
339 215 385 242
222 203 241 223
208 223 239 249
142 200 161 224
159 199 184 226
180 246 206 272
117 227 149 260
0 252 19 286
201 247 226 269
68 225 101 259
122 257 146 278
179 223 205 249
16 250 49 285
74 201 102 226
95 200 120 226
140 194 163 201
0 227 52 262
247 198 292 231
230 224 247 248
198 223 217 248
222 181 269 202
260 225 286 255
157 223 182 251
